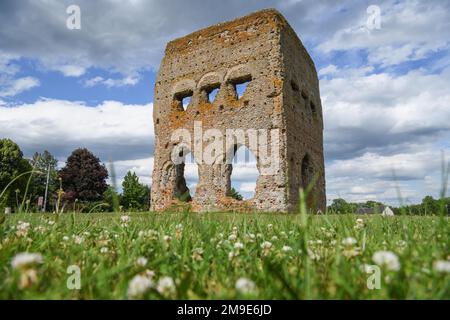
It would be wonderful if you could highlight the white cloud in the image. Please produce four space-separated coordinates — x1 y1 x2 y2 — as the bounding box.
321 67 450 160
113 157 153 188
327 151 442 181
0 76 40 97
240 182 256 193
84 75 140 88
0 98 154 161
318 64 338 77
321 63 450 204
58 65 86 77
316 0 450 66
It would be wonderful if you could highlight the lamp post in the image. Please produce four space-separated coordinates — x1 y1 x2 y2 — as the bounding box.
42 164 51 212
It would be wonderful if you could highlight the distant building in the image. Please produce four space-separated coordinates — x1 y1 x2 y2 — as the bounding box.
381 206 394 216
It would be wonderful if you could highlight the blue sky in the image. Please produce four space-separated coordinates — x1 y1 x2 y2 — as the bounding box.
1 0 449 205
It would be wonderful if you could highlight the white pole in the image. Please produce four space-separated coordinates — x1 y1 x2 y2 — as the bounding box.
42 164 50 212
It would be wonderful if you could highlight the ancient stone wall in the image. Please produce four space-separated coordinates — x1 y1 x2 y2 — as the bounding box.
151 9 326 213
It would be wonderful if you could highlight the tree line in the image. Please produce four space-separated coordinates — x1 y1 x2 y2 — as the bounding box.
328 197 450 215
0 138 150 213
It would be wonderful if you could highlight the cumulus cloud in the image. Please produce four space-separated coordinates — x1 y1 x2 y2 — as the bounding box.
58 65 86 77
0 53 40 97
0 99 154 162
321 67 450 160
0 0 389 78
84 75 140 88
113 157 154 188
317 0 450 67
0 76 40 97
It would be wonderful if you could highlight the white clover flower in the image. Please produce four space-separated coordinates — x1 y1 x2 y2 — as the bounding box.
62 236 69 241
120 215 131 223
228 251 237 260
11 252 43 270
354 218 365 231
73 236 84 244
372 251 400 271
136 256 148 267
267 224 273 230
271 236 279 241
234 242 244 250
228 234 237 241
396 240 407 248
235 277 257 295
342 237 357 246
232 226 238 232
156 276 176 297
163 235 172 243
127 274 153 299
308 249 321 261
282 245 292 253
47 220 55 226
16 222 31 237
433 260 450 273
261 241 272 249
144 269 155 279
100 247 109 254
191 247 204 261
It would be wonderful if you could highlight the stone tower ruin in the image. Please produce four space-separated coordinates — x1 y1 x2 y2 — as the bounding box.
151 9 326 213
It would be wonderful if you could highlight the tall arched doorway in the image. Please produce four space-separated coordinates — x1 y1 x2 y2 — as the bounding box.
229 145 258 200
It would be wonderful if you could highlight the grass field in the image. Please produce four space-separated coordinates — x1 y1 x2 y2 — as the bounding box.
0 212 448 299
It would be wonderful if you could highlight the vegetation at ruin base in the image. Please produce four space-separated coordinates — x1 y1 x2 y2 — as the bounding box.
0 211 448 300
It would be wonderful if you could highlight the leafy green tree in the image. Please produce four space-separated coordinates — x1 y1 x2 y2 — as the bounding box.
0 139 32 208
229 187 243 201
421 196 440 215
103 186 121 212
121 171 150 210
328 198 354 214
59 148 108 202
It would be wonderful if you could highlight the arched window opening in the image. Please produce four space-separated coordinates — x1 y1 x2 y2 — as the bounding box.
174 150 199 202
229 145 258 200
230 75 252 100
207 84 220 103
174 90 193 111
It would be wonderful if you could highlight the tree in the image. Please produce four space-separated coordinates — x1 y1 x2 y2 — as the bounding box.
103 186 121 212
121 171 150 210
0 139 32 208
59 148 108 202
30 150 58 209
328 198 354 214
229 187 243 201
421 196 440 215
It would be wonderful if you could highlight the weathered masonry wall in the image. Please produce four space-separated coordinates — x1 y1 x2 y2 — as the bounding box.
151 9 326 213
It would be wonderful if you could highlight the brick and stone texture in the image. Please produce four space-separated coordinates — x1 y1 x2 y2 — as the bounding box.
151 9 326 213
